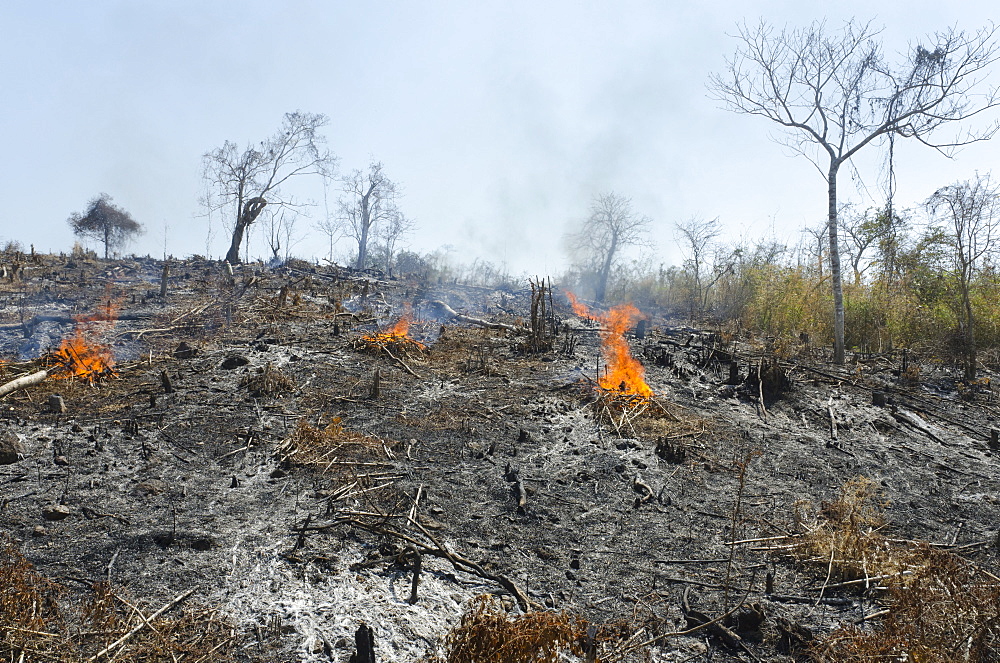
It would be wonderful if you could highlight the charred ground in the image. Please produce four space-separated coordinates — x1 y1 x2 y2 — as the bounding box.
2 253 999 662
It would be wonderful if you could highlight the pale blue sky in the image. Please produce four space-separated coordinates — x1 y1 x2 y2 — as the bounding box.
1 1 997 273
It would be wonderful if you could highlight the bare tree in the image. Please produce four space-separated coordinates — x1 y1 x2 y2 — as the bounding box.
67 193 144 259
711 19 1000 363
262 210 301 263
840 206 911 286
203 111 337 264
675 217 722 317
926 173 1000 379
566 192 652 303
800 222 828 280
373 211 416 275
314 215 343 264
338 161 401 270
263 209 284 262
840 207 879 285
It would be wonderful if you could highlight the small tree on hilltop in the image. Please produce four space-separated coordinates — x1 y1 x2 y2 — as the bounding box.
67 193 144 259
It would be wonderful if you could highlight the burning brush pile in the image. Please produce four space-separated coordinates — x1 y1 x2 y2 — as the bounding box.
566 293 676 433
353 306 426 360
0 304 117 399
46 306 118 384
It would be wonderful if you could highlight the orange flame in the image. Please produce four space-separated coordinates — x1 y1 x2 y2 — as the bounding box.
387 304 413 336
50 301 118 383
52 332 116 383
565 291 596 321
359 304 425 350
566 292 652 398
599 304 652 398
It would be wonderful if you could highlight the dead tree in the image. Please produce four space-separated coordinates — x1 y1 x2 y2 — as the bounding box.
711 19 1000 363
338 161 403 270
203 112 337 264
565 192 651 303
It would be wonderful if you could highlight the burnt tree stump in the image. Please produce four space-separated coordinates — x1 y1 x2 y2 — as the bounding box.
727 361 740 385
349 624 376 663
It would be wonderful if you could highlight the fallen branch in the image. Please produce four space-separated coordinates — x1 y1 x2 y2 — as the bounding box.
347 517 537 611
382 345 421 378
0 369 50 398
427 300 523 333
609 581 757 660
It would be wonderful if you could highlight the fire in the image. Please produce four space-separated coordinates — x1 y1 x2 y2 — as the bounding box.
386 304 413 337
566 292 652 399
565 291 596 321
355 304 426 354
599 303 652 398
51 332 116 383
49 302 118 383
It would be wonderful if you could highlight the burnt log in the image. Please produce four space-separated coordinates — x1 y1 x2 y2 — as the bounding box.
0 369 50 398
427 300 523 333
160 370 174 394
727 361 740 385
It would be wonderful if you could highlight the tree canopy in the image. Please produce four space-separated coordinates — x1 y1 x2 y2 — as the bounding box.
67 194 143 259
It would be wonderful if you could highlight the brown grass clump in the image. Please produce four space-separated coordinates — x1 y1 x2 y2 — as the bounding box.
239 362 295 397
1 538 235 662
813 547 1000 662
425 595 595 663
277 418 385 469
0 538 69 660
791 476 901 583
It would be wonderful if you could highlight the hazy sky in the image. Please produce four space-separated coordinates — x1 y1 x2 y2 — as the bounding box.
2 1 998 274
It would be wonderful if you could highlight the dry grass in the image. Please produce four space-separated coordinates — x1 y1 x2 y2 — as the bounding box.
277 418 386 469
424 595 595 663
353 330 427 358
592 389 682 438
1 537 235 663
791 476 902 583
239 362 295 397
0 537 69 660
787 478 1000 661
813 547 1000 662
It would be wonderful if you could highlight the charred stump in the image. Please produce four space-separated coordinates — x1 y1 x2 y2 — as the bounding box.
348 623 376 663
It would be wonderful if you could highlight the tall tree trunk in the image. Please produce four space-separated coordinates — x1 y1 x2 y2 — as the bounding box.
961 273 977 380
225 221 248 264
103 225 110 259
225 197 267 265
356 219 370 270
828 163 846 364
594 237 618 304
355 194 372 270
